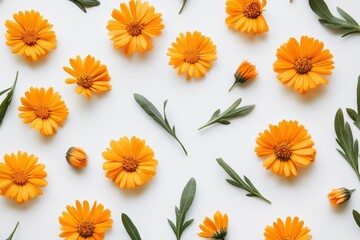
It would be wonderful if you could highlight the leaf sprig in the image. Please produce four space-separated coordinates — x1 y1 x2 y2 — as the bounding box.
0 71 18 127
309 0 360 37
353 210 360 229
6 222 19 240
334 109 360 182
346 76 360 129
217 158 271 204
68 0 100 13
134 93 187 155
122 213 142 240
179 0 188 14
198 98 255 130
168 178 196 240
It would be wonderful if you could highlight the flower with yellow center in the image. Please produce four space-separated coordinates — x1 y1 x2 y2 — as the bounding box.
198 211 228 240
107 0 164 55
255 120 316 178
102 136 158 189
64 55 112 99
229 60 257 91
264 216 312 240
328 188 355 207
18 87 69 136
0 151 47 204
273 36 334 94
225 0 268 34
168 31 217 80
5 10 56 62
66 147 88 169
59 200 112 239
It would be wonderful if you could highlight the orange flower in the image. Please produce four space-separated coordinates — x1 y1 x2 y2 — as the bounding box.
198 211 228 239
328 188 355 207
229 60 257 91
107 0 164 55
264 216 312 240
5 10 56 61
66 147 88 169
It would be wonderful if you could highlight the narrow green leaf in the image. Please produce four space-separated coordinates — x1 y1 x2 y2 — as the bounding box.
68 0 87 12
346 108 358 122
216 158 243 184
353 210 360 228
181 219 194 232
180 178 196 214
167 219 177 235
179 0 188 14
309 0 334 20
0 87 11 96
6 222 19 240
121 213 142 240
226 179 242 188
0 71 18 126
337 7 359 26
341 30 360 37
218 120 231 125
78 0 100 7
210 109 221 120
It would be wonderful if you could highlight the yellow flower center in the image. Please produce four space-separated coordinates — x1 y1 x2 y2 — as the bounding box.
78 220 95 238
23 29 38 45
184 49 199 64
244 2 261 19
126 21 144 36
77 73 93 89
122 156 139 172
294 57 312 74
11 170 28 185
35 106 50 119
274 142 292 161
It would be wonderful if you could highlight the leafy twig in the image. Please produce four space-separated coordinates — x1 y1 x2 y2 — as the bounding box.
198 98 255 130
134 93 187 155
216 158 271 204
0 71 18 126
334 109 360 182
179 0 188 14
354 210 360 229
122 213 142 240
346 76 360 129
68 0 100 13
168 178 196 240
6 222 19 240
309 0 360 37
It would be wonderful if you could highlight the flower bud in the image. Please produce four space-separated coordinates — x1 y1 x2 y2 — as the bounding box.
66 147 88 169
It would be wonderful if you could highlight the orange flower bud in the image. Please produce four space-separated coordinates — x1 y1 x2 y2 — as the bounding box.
66 147 88 169
328 188 355 207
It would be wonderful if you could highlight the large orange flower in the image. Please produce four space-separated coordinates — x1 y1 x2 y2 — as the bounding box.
5 10 56 62
198 211 228 239
167 31 217 80
264 216 312 240
273 36 334 94
225 0 268 34
18 87 68 136
107 0 164 55
255 120 316 178
0 151 47 204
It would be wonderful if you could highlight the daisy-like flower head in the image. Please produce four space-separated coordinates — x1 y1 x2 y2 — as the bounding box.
229 60 257 91
264 216 312 240
328 187 355 207
0 151 47 204
225 0 268 34
167 31 217 80
59 200 113 239
255 120 316 178
66 147 88 169
107 0 164 55
102 136 158 189
5 10 56 62
64 55 112 99
198 211 228 239
273 36 334 94
18 87 69 136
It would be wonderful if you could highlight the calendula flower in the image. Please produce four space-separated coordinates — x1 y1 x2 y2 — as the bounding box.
264 216 312 240
102 136 158 189
107 0 164 55
59 200 112 239
273 36 334 94
0 151 47 204
64 55 112 99
66 147 88 169
255 120 316 178
328 188 355 207
5 10 56 62
198 211 228 239
225 0 268 34
168 31 217 80
18 87 68 136
229 60 257 91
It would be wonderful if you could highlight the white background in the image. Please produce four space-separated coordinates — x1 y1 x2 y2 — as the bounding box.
1 0 360 239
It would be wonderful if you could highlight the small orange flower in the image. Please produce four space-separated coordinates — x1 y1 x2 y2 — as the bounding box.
264 216 312 240
229 60 257 91
328 188 354 207
66 147 88 169
198 211 228 239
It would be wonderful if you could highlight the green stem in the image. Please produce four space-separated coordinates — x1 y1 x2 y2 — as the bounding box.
178 0 188 14
258 195 272 204
174 136 187 155
7 222 19 240
198 122 213 131
228 81 238 92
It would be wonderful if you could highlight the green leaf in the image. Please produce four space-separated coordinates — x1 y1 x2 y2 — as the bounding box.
0 88 11 96
6 222 19 240
181 219 194 232
121 213 142 240
0 71 18 126
78 0 100 7
337 7 359 26
353 210 360 228
309 0 334 20
167 219 177 235
68 0 87 12
134 93 187 155
179 0 188 14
